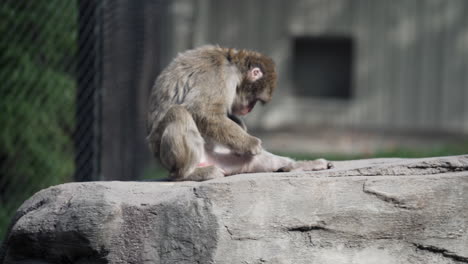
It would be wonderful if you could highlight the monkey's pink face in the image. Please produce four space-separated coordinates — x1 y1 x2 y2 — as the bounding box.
231 91 269 116
231 66 274 116
231 100 257 116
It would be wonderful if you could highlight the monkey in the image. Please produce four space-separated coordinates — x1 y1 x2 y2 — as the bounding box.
147 45 332 181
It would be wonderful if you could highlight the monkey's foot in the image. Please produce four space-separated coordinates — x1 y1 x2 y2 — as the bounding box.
186 166 225 181
277 159 333 172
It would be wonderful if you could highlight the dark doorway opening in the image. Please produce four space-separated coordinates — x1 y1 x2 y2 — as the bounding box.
293 36 353 99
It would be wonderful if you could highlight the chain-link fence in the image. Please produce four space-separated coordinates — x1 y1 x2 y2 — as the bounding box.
0 0 102 238
0 0 169 239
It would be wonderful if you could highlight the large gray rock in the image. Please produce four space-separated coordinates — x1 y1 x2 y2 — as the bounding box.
2 155 468 264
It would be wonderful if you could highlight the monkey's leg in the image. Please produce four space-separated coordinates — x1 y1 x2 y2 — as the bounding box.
159 106 224 181
205 148 292 175
233 150 295 174
205 147 333 175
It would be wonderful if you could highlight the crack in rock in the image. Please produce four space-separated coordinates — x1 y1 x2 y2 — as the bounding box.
224 225 261 241
287 224 330 233
413 243 468 263
286 219 332 233
224 225 233 237
362 181 417 209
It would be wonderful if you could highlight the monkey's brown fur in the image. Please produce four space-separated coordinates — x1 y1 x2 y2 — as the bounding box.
147 45 331 181
146 46 274 180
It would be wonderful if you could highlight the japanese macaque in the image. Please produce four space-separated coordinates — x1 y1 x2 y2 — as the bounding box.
147 45 332 181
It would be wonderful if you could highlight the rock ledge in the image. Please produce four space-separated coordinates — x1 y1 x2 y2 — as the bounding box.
2 155 468 264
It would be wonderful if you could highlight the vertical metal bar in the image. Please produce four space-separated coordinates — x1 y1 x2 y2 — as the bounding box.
75 0 100 181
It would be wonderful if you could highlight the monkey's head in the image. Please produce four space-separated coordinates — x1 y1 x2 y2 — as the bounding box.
231 51 277 116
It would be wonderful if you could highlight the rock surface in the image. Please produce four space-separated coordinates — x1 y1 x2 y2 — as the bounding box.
1 155 468 264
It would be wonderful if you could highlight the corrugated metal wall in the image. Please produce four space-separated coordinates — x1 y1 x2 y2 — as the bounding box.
166 0 468 134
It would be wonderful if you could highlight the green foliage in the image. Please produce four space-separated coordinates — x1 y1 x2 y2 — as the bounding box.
142 164 170 181
0 0 78 238
279 141 468 161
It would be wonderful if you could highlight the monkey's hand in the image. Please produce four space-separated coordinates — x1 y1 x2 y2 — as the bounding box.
229 136 263 156
241 136 263 156
277 159 333 172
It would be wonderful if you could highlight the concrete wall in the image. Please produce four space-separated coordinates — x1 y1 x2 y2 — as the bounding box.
164 0 468 134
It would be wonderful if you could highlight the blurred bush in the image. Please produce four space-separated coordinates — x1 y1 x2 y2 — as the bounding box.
0 0 77 238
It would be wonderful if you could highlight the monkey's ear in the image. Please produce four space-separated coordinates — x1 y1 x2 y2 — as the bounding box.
248 67 263 82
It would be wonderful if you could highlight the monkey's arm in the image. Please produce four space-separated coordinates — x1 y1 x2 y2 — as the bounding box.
228 114 247 131
194 114 261 155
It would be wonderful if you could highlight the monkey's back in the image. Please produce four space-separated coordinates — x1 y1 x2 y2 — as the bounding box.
146 45 236 157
